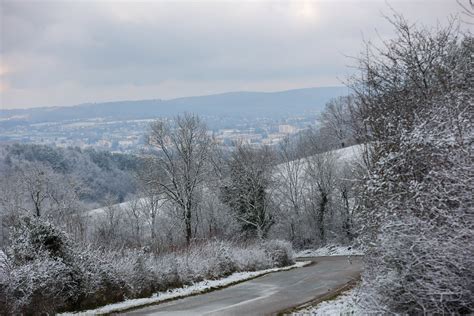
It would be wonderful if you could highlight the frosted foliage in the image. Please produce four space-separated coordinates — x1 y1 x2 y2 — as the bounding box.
353 16 473 315
1 217 125 314
0 217 294 314
359 106 474 313
107 239 294 298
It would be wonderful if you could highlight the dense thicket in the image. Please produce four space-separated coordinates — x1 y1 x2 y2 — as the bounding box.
351 15 473 314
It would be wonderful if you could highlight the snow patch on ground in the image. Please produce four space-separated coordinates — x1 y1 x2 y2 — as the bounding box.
85 197 149 217
294 287 362 316
61 261 311 315
295 245 363 257
335 144 364 162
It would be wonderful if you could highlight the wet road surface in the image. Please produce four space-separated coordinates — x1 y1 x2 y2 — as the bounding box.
125 256 362 316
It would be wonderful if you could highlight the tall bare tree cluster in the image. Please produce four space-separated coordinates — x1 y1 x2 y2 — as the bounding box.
144 114 214 246
135 114 359 249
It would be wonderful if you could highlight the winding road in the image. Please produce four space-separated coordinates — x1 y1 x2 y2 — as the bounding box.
125 256 362 315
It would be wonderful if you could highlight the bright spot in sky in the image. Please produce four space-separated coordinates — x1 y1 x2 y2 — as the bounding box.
294 0 319 21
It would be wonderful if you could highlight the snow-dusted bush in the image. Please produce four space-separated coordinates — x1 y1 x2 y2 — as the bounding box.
183 241 238 280
108 251 159 297
2 216 125 314
233 243 273 271
262 240 294 267
358 105 474 313
361 212 473 314
8 216 71 264
5 257 77 314
3 217 80 313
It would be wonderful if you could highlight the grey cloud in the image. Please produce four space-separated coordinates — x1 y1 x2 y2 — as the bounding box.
0 0 463 109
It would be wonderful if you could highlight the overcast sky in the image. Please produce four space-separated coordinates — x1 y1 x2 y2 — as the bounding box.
0 0 463 109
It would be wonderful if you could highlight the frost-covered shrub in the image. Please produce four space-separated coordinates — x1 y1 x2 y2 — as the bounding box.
5 257 78 314
3 216 126 314
360 212 473 314
355 94 474 313
233 244 272 271
263 240 294 267
108 250 159 298
3 217 80 313
153 254 182 290
9 216 70 264
359 112 474 313
106 239 294 304
188 241 237 280
69 249 126 311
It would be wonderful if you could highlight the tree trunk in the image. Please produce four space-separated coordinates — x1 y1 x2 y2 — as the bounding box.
318 192 328 245
341 189 353 241
185 202 192 246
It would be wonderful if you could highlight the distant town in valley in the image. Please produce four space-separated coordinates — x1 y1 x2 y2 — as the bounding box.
0 87 345 152
0 115 317 153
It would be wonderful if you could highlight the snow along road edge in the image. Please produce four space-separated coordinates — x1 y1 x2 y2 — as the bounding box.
61 261 312 315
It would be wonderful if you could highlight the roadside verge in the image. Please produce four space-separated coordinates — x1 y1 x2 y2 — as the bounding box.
278 275 361 315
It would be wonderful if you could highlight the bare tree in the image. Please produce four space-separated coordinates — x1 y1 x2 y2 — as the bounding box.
145 114 213 246
274 136 306 244
349 14 462 147
457 0 474 23
319 96 355 148
18 163 55 217
302 135 338 246
336 163 356 243
124 199 143 248
93 195 125 249
136 160 168 249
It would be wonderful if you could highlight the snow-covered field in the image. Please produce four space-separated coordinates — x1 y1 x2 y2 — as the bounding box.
275 144 364 173
295 245 363 257
62 261 311 315
85 196 165 218
294 287 362 316
85 197 148 217
334 144 364 162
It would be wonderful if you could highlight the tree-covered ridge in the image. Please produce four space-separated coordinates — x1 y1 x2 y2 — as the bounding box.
0 143 141 204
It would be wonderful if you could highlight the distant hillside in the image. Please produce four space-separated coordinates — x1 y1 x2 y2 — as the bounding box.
0 87 348 124
0 143 140 205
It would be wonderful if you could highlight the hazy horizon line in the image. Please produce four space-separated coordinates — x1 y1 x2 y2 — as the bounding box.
1 84 347 111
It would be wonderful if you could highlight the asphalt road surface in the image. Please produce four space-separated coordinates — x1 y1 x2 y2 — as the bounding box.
125 256 362 316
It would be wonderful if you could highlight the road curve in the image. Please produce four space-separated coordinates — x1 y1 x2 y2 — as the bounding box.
125 256 362 316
